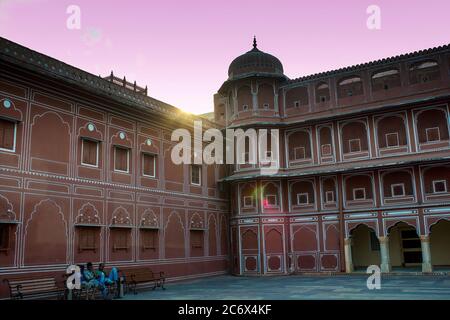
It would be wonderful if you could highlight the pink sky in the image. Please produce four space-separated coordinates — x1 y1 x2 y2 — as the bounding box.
1 0 449 114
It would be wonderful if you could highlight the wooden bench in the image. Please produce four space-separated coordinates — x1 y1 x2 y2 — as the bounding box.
71 282 118 300
3 277 65 300
68 282 98 300
122 267 165 294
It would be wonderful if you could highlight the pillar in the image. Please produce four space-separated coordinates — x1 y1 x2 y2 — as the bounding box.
225 100 229 123
252 92 258 113
420 235 433 273
287 253 294 274
233 87 238 115
274 93 279 115
344 237 353 273
379 236 391 273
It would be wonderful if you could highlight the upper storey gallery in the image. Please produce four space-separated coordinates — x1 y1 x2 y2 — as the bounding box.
213 38 450 127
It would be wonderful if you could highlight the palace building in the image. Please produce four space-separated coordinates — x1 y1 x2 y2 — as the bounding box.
214 38 450 276
0 36 450 297
0 37 229 298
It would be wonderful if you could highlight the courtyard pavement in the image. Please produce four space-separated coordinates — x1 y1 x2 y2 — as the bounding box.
122 274 450 300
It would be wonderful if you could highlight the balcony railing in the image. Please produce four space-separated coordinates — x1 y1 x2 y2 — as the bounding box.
103 71 148 96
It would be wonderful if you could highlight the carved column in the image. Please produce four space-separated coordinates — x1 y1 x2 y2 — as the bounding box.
225 100 229 123
252 92 258 113
288 253 294 273
252 81 258 114
233 87 238 115
274 93 279 115
379 236 391 273
344 237 353 273
420 235 433 273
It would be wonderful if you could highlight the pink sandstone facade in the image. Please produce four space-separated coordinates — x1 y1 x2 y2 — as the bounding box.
0 37 229 298
214 39 450 276
1 36 450 298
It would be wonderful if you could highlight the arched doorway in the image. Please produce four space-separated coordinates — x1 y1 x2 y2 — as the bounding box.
430 220 450 270
350 224 381 270
241 228 259 274
388 222 422 270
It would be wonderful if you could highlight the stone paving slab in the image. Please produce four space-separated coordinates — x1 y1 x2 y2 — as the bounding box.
122 275 450 300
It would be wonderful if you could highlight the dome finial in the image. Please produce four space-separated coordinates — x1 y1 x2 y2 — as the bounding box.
253 36 257 49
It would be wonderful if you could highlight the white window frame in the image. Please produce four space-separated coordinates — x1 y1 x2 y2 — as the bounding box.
425 127 441 143
325 191 335 203
432 180 447 194
190 165 202 186
243 196 253 208
391 183 405 198
385 132 399 148
294 100 300 108
0 120 16 153
296 193 309 205
353 188 366 200
114 146 130 173
348 139 361 153
142 152 156 178
242 104 249 111
321 144 332 156
81 138 99 168
264 194 278 207
294 146 306 160
263 103 270 109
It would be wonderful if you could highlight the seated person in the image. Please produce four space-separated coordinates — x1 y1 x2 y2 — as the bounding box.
95 263 119 299
96 263 119 286
82 262 100 289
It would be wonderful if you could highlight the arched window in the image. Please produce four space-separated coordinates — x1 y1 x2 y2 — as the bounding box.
240 183 257 213
381 170 414 202
345 174 374 206
318 126 333 160
290 180 315 210
337 76 363 98
422 166 450 196
415 108 449 145
285 86 309 109
376 114 408 152
287 129 312 166
258 84 274 110
315 82 330 103
237 85 252 112
262 182 280 210
371 68 401 91
322 177 336 205
340 121 369 158
409 60 440 84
